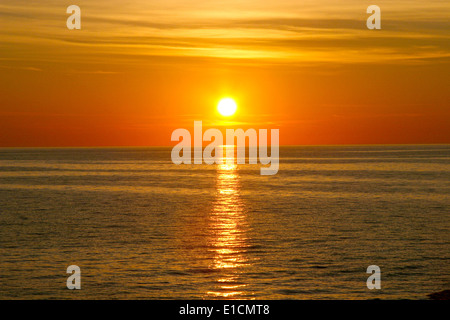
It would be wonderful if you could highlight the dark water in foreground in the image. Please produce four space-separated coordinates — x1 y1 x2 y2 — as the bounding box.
0 145 449 299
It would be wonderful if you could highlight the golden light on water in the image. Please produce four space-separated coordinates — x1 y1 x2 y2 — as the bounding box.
206 148 253 299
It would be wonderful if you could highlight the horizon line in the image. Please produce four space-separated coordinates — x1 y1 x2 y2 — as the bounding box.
1 143 449 149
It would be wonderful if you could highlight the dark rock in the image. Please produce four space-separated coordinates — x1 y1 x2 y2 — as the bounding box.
428 290 450 300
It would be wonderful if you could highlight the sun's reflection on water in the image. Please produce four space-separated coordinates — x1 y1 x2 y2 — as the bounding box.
205 156 253 299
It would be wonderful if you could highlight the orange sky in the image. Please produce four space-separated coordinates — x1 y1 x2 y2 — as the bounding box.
0 0 449 147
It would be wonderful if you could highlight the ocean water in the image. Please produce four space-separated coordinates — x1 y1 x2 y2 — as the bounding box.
0 145 448 299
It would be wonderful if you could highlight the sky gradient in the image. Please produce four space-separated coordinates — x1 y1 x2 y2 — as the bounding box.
0 0 449 146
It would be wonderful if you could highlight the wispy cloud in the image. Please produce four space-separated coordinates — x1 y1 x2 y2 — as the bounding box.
0 0 449 68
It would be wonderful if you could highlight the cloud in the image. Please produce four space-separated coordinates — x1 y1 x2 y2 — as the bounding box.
0 0 449 66
0 65 42 71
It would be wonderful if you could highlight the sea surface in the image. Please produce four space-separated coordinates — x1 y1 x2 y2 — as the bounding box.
0 145 449 299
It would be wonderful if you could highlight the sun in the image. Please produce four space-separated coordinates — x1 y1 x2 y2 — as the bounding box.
217 98 237 117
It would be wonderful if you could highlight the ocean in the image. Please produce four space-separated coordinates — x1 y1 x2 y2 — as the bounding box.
0 145 448 299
